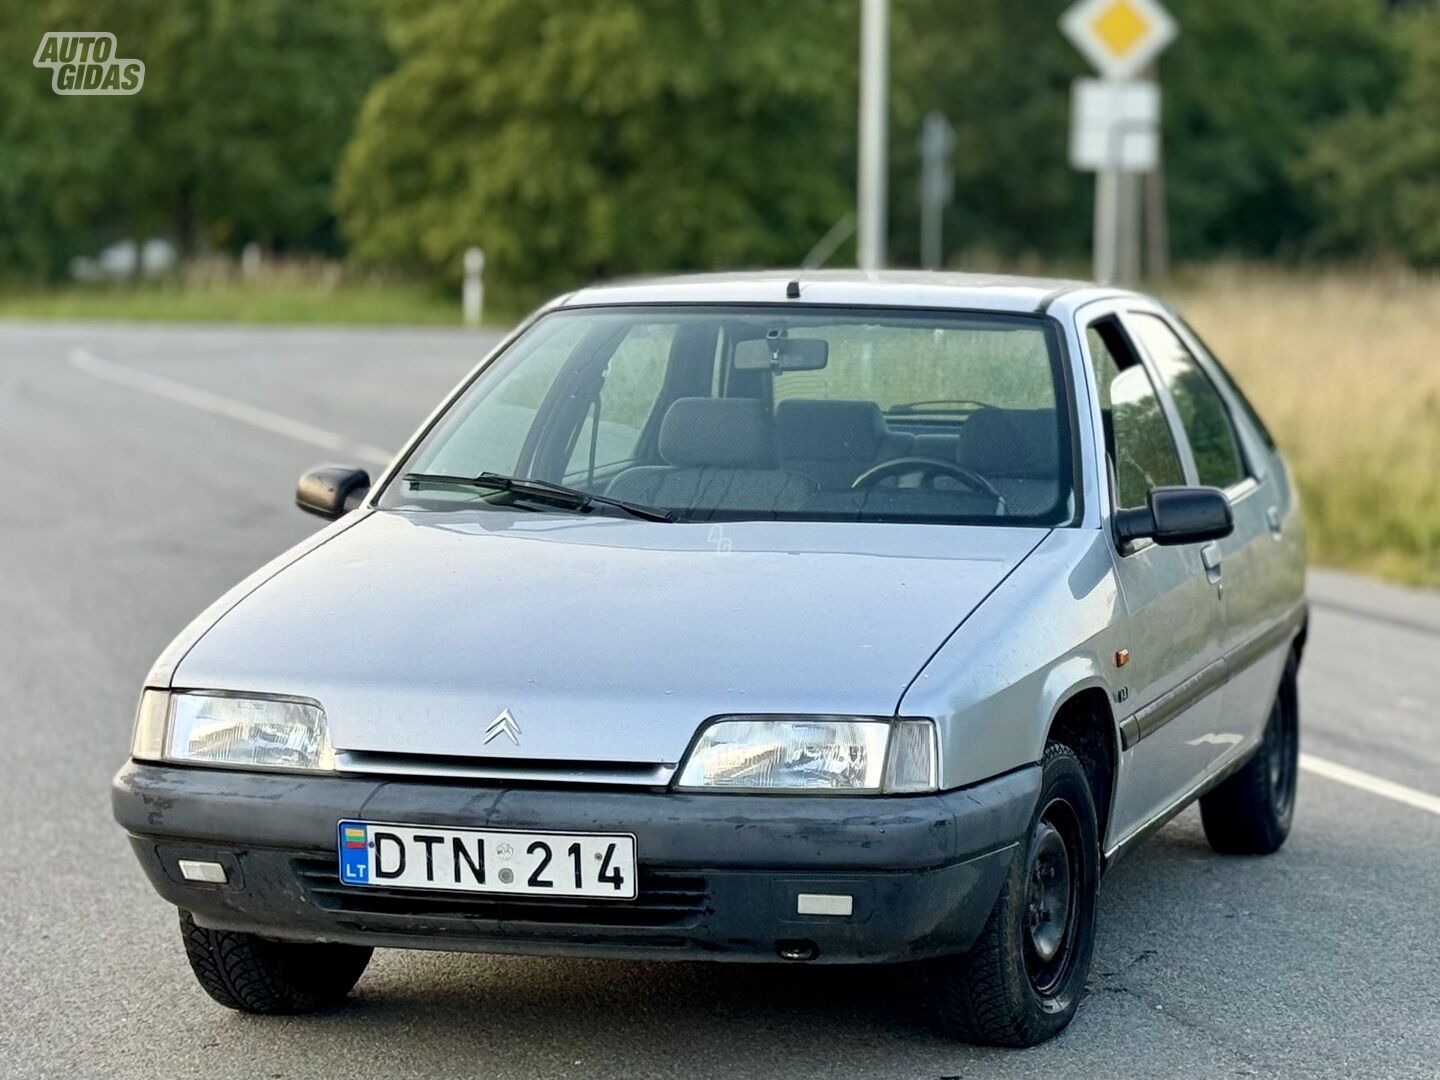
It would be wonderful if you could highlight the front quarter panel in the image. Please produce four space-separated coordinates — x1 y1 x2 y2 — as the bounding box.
142 510 373 688
900 528 1125 792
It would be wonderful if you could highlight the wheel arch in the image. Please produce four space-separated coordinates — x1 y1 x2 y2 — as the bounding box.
1042 684 1121 855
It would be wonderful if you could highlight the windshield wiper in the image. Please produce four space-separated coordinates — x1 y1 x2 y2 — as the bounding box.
403 471 675 523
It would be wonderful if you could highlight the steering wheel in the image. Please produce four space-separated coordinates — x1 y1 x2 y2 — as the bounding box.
850 456 1006 508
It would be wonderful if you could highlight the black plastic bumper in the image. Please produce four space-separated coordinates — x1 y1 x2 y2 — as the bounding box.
113 761 1039 964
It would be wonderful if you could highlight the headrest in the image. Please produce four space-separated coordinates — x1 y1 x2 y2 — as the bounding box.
956 408 1061 478
775 399 889 461
659 397 778 469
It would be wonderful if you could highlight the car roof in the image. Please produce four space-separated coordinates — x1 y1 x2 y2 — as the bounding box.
557 269 1139 316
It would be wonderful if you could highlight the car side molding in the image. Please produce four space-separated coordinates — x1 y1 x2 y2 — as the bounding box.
1117 604 1306 751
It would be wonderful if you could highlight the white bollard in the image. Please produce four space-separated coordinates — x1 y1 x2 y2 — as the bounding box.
462 247 485 328
240 241 262 281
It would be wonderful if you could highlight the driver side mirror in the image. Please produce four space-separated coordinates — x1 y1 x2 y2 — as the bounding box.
296 465 371 520
1114 485 1233 547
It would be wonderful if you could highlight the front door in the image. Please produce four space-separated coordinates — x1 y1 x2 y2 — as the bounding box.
1126 311 1294 754
1081 312 1226 844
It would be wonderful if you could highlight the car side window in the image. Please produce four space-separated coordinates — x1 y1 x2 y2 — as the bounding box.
1128 314 1248 489
1086 321 1185 510
1177 315 1277 452
424 318 588 477
565 323 675 482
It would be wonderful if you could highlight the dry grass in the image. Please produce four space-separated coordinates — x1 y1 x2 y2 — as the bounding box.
1168 265 1440 587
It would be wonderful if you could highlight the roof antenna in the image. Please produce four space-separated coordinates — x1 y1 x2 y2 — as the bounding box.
786 279 801 299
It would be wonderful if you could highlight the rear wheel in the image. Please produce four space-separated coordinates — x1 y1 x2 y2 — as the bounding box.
929 743 1100 1046
1200 649 1300 855
179 910 372 1014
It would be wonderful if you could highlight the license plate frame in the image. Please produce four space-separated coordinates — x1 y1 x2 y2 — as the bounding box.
336 819 638 901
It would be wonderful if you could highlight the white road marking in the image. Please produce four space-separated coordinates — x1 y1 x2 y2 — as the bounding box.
68 347 393 466
1300 753 1440 817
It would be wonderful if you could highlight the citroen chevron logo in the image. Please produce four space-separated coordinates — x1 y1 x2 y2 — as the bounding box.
484 708 521 746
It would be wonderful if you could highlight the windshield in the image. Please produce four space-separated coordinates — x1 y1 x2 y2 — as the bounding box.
380 305 1076 526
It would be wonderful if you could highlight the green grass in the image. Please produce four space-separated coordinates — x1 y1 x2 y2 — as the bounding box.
1171 265 1440 588
0 279 483 326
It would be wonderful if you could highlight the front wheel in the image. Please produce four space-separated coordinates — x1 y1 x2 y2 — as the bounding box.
1200 648 1300 855
179 910 372 1014
928 742 1101 1046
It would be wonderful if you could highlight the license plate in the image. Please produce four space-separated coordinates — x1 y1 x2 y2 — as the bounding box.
336 820 637 900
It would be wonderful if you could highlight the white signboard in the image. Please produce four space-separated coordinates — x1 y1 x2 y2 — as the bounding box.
1069 78 1160 173
1061 0 1177 81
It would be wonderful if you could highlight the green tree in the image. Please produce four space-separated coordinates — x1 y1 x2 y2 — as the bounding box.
887 0 1092 268
338 0 858 301
0 0 386 278
1159 0 1401 259
0 5 130 278
1301 4 1440 263
886 0 1402 267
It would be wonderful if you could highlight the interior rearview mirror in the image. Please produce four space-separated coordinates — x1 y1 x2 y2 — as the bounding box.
1114 485 1234 547
296 465 371 520
733 337 829 372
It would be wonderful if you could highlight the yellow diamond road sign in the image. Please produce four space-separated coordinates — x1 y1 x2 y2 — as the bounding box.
1061 0 1178 81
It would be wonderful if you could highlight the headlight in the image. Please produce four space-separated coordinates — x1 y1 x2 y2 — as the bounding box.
131 690 335 772
675 716 937 793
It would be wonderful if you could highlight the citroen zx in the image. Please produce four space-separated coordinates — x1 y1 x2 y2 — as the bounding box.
113 272 1306 1046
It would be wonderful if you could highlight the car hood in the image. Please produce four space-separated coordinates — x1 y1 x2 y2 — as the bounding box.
173 510 1046 767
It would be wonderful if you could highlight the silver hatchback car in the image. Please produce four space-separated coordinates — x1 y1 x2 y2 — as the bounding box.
114 272 1306 1046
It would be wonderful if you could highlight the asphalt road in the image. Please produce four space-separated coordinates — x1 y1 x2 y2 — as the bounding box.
1 322 1436 1080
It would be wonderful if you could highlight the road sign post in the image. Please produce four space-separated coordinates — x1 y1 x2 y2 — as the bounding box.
918 111 955 270
1061 0 1177 285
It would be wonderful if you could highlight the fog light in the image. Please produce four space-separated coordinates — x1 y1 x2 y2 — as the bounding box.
178 859 228 884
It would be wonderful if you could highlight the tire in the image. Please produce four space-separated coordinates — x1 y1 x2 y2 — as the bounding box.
1200 648 1300 855
179 910 372 1014
929 742 1101 1047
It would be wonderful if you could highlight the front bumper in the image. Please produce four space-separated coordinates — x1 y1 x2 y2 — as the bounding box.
113 761 1039 964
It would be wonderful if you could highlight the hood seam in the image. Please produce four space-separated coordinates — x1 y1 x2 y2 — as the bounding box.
891 528 1053 716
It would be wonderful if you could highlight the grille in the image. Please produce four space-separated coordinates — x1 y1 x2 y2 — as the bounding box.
333 749 676 788
293 857 708 929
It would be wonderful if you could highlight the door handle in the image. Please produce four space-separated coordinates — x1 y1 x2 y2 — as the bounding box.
1266 505 1284 539
1200 542 1223 591
1200 543 1222 572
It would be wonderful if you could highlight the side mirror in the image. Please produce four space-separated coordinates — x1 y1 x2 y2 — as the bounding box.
1114 485 1233 547
296 465 371 520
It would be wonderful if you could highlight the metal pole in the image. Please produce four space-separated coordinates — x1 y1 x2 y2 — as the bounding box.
1141 62 1168 283
921 185 941 270
1097 111 1154 286
918 111 954 271
804 213 856 269
1111 172 1134 285
857 0 889 270
1144 158 1169 282
1094 168 1117 285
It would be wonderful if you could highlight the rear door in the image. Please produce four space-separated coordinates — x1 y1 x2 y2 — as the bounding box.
1124 310 1296 755
1081 309 1226 843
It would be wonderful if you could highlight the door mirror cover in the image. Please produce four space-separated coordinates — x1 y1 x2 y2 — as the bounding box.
1115 485 1234 547
296 465 371 520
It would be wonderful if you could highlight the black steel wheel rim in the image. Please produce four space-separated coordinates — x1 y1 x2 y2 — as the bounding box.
1267 689 1298 817
1023 797 1083 997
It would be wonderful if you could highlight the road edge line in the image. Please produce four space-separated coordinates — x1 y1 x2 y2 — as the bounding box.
1300 753 1440 817
68 347 393 466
